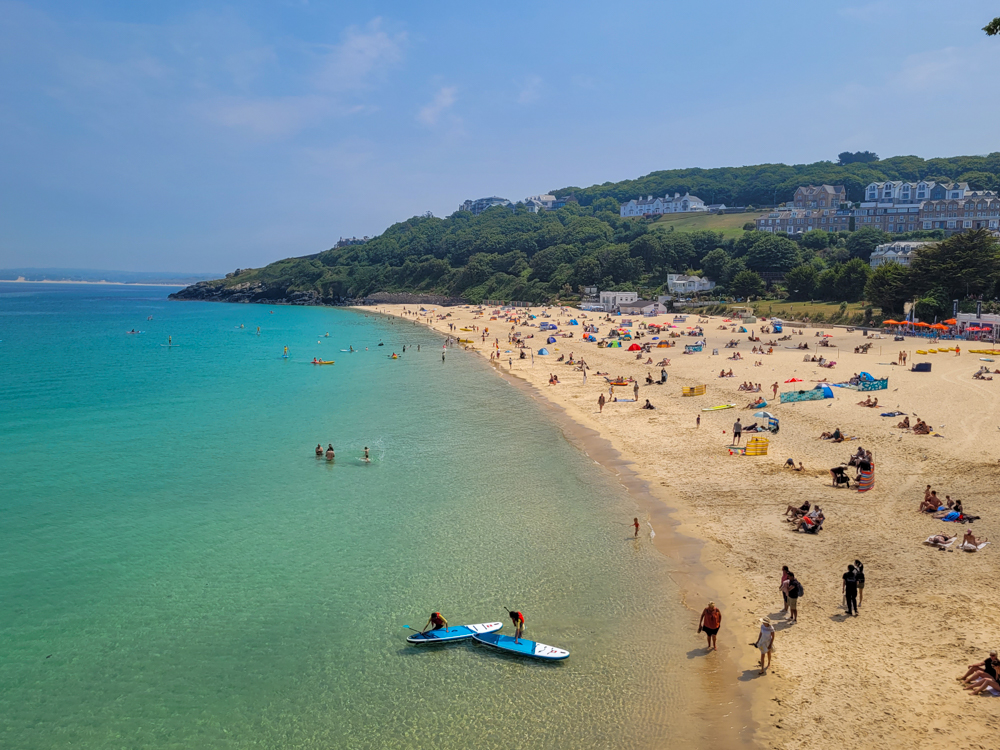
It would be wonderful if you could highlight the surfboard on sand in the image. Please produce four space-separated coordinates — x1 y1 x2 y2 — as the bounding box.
472 631 569 660
701 404 735 411
406 622 502 644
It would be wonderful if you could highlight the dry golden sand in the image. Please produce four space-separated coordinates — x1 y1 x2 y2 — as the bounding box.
369 304 1000 750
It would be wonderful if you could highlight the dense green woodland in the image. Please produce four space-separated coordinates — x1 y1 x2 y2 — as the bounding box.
199 155 1000 316
552 153 1000 206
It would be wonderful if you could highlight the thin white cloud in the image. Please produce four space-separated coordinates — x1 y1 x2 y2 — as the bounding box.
517 75 542 105
200 95 366 137
315 17 405 92
417 86 456 126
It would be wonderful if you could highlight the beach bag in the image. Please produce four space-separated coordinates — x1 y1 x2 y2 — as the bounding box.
794 580 804 598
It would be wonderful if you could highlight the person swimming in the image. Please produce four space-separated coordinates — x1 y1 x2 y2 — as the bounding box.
315 444 323 456
364 446 370 463
325 444 335 460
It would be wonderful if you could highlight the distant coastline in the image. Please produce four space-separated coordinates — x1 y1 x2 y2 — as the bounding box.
2 277 184 287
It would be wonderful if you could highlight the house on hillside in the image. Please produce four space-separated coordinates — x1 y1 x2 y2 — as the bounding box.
459 196 511 215
666 274 716 294
599 290 638 310
756 208 852 234
793 185 847 209
618 299 663 315
619 193 707 217
869 241 934 269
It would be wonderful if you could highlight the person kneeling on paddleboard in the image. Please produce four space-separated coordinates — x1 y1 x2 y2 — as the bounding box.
422 612 448 633
509 609 525 644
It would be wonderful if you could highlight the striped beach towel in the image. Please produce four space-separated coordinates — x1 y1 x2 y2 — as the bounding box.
856 468 875 493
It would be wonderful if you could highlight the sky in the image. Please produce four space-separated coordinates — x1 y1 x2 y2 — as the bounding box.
2 0 1000 273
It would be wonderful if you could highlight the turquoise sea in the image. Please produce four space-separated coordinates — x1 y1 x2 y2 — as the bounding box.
0 283 703 749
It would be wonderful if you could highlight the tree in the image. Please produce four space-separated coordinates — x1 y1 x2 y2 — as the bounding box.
742 221 756 231
837 151 879 165
864 262 911 315
700 248 731 282
834 258 872 302
985 17 1000 35
783 264 819 301
657 233 697 272
744 234 801 272
909 229 1000 301
846 227 889 260
729 270 765 299
800 229 831 250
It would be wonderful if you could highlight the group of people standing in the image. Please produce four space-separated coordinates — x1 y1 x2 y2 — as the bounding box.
314 444 370 462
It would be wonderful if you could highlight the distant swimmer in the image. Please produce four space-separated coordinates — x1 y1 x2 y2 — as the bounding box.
147 315 153 320
284 346 288 357
508 609 525 644
316 444 323 456
168 335 172 346
634 517 640 538
350 345 354 352
325 332 329 337
240 324 244 329
364 446 370 463
326 444 335 460
422 611 448 634
256 327 260 335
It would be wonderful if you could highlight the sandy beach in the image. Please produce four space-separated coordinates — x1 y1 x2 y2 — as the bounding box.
364 302 1000 750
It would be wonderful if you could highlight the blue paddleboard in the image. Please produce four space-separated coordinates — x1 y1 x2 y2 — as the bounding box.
472 631 570 660
406 621 502 644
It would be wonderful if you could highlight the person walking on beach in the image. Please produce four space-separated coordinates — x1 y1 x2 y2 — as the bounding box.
633 382 639 401
786 572 800 623
696 414 701 428
754 617 775 675
854 560 865 607
732 418 743 445
633 517 640 537
779 565 791 614
698 602 722 651
843 564 859 616
771 382 778 399
598 393 606 413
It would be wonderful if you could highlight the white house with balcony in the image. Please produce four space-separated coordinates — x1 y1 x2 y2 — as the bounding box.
869 241 934 269
619 193 707 217
666 274 716 294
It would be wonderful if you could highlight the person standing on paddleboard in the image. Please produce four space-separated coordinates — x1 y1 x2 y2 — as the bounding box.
422 612 448 634
509 609 525 644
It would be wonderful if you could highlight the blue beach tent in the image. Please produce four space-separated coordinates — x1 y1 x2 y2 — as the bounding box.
538 348 550 355
547 336 557 344
569 319 579 325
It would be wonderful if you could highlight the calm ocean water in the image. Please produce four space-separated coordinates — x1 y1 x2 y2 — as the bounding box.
0 283 699 749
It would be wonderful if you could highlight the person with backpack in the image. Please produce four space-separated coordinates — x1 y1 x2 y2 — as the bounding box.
787 572 801 623
842 564 859 616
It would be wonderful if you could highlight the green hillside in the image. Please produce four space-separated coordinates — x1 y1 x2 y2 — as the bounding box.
652 211 761 239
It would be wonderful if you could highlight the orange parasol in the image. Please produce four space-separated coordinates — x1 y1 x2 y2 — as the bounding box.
944 318 957 325
930 323 948 330
882 319 900 325
914 321 931 327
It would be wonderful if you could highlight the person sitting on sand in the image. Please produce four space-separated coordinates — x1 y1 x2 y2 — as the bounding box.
897 416 910 429
913 419 931 434
962 529 988 549
919 491 942 513
784 499 810 518
646 372 654 385
796 508 824 532
858 396 873 407
641 399 655 410
958 651 999 687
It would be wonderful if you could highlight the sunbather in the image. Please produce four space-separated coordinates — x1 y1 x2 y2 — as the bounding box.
897 416 910 429
962 529 988 548
926 533 957 549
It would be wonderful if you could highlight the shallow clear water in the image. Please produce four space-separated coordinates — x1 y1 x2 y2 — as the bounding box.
0 284 696 749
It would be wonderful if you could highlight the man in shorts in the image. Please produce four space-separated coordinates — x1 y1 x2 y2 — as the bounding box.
698 601 722 650
732 418 743 445
786 572 800 623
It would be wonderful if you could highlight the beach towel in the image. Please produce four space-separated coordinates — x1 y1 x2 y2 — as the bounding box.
880 411 906 417
960 541 990 552
940 511 961 522
923 536 955 549
856 467 874 493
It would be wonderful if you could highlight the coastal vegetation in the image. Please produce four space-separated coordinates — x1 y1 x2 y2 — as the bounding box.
175 155 1000 311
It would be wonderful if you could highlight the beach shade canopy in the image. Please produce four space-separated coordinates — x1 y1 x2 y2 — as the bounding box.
914 321 931 327
537 347 549 355
628 343 642 351
569 319 578 325
784 377 803 383
607 341 621 348
754 410 777 419
546 336 557 344
652 336 659 340
930 323 948 330
882 319 900 325
944 318 957 325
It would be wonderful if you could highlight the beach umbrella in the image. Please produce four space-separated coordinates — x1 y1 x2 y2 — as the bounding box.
944 318 957 325
930 323 948 330
823 334 833 337
652 336 659 340
628 343 641 351
784 378 803 383
753 410 776 419
914 321 931 327
882 319 900 325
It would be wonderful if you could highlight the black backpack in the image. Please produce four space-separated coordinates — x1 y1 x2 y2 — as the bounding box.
794 580 804 598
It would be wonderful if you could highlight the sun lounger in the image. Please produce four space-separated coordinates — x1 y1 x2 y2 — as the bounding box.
960 541 990 552
923 535 956 549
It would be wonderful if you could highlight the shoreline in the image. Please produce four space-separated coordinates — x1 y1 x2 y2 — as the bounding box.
1 278 188 287
359 303 1000 750
358 304 756 748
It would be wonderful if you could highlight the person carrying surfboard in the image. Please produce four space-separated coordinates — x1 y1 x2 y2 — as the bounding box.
422 612 448 633
509 609 525 644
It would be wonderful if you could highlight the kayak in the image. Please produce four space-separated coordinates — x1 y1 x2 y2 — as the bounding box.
406 621 502 644
312 360 335 365
701 404 735 411
472 631 569 660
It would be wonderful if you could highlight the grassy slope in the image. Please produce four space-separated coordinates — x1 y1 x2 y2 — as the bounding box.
740 301 873 318
650 211 765 238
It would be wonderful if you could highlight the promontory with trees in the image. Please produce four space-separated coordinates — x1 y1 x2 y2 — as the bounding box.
171 153 1000 322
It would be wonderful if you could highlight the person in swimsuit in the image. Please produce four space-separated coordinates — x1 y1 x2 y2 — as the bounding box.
315 444 323 456
364 447 370 463
325 445 335 460
422 612 448 634
698 602 722 650
959 651 999 686
633 518 640 538
509 609 525 644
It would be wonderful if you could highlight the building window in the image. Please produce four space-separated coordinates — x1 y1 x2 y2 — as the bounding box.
964 220 972 228
947 221 956 229
923 221 932 229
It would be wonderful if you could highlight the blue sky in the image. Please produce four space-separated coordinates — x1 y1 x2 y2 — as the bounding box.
2 0 999 273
